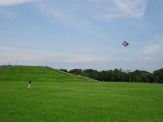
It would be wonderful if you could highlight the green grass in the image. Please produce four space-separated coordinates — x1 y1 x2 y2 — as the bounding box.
1 82 163 122
0 66 163 122
0 66 96 82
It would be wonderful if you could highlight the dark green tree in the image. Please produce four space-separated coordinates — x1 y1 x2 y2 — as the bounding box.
153 68 163 83
69 69 82 75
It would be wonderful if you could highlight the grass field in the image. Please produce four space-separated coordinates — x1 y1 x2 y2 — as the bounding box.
0 66 163 122
1 82 163 122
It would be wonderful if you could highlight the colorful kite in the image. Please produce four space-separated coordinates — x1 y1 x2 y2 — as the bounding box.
122 41 129 47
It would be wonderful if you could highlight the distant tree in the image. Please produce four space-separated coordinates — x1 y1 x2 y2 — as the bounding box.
98 70 107 81
135 76 141 82
140 71 151 83
69 69 82 75
82 69 98 79
153 68 163 83
68 67 163 83
110 76 115 81
121 72 128 82
60 69 68 72
106 70 112 81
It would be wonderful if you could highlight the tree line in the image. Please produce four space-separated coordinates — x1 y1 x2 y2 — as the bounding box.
60 68 163 83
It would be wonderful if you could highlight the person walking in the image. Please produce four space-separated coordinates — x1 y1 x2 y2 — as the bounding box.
28 78 32 89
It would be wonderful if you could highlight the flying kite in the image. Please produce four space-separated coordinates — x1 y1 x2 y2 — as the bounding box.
122 40 144 71
122 41 129 47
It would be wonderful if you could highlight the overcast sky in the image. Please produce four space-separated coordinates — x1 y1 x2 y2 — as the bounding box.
0 0 163 72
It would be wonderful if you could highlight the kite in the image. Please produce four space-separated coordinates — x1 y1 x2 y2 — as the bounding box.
122 41 129 47
122 40 143 71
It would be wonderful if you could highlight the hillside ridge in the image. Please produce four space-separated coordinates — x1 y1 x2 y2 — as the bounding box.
0 65 96 82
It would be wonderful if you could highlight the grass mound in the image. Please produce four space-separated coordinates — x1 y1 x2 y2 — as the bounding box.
0 66 96 82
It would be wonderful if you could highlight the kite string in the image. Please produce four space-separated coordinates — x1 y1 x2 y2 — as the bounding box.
130 48 143 71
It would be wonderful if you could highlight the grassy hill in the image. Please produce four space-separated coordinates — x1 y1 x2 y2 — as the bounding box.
0 65 96 82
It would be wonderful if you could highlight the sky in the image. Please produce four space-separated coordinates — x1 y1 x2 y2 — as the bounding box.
0 0 163 72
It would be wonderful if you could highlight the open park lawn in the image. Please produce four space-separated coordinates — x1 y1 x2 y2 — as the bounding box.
0 81 163 122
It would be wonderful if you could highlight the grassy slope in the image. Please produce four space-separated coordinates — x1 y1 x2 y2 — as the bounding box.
0 66 163 122
0 66 95 82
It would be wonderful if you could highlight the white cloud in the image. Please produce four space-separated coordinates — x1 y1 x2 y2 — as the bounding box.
141 33 163 55
29 26 43 31
38 3 78 26
114 0 146 17
92 0 147 20
143 57 152 60
137 23 148 28
0 0 38 6
0 8 15 19
154 34 163 39
0 46 44 63
0 45 104 64
142 44 160 55
38 0 147 28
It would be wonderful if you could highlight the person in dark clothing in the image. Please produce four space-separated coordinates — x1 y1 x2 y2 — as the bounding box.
28 78 32 89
